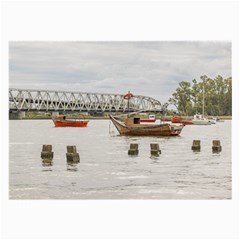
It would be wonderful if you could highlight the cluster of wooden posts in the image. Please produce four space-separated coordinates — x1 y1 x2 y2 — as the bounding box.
41 140 222 162
191 140 222 152
128 140 222 157
41 145 80 163
128 143 161 157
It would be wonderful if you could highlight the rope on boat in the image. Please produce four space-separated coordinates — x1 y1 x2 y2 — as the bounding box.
109 119 111 134
109 119 116 136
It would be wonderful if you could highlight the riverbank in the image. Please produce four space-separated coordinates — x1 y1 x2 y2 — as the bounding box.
12 115 232 120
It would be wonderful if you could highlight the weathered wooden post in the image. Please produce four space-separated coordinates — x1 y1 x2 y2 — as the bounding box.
150 143 161 156
128 143 139 155
66 145 80 162
191 140 201 151
41 145 54 160
212 140 222 152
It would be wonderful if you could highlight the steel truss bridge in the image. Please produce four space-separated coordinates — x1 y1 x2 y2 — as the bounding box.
9 88 162 113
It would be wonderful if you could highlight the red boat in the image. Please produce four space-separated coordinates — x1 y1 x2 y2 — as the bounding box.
140 115 156 123
171 116 193 125
171 116 182 123
181 120 193 125
52 116 88 127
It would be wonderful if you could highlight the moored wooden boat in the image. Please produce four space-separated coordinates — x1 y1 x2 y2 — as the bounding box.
52 116 89 127
110 115 184 136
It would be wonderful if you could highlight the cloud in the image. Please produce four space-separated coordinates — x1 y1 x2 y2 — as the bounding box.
9 41 231 103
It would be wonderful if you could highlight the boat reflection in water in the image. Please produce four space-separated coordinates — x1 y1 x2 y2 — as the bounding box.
67 162 78 172
109 114 184 136
42 159 53 172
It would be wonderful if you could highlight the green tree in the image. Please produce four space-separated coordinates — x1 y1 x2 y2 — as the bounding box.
169 81 192 115
168 75 232 116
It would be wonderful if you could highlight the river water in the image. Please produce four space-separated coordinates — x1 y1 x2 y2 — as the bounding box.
9 119 231 199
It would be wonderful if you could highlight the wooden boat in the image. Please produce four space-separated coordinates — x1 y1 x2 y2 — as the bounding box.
109 114 184 136
52 116 88 127
140 114 156 123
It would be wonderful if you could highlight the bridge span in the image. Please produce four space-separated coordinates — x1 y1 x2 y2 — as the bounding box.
9 88 162 114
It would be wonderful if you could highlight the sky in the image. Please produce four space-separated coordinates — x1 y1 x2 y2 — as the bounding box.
9 41 231 104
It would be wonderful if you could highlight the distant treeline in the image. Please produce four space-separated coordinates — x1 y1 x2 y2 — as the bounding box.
168 75 232 116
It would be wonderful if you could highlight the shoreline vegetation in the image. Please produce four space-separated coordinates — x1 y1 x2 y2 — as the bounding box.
12 112 232 120
169 75 232 116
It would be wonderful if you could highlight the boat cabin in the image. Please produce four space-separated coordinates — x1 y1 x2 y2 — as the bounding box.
124 117 141 125
149 115 155 120
55 116 66 121
193 114 204 120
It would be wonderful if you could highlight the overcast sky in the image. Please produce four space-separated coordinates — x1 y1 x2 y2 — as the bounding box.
9 41 231 103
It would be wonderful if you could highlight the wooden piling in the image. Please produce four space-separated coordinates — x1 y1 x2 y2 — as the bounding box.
66 145 80 162
150 143 161 156
41 144 54 160
191 140 201 151
212 140 222 152
67 145 77 154
128 143 139 155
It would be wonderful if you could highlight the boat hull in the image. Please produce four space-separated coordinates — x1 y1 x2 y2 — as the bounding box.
53 121 88 127
110 115 183 136
192 120 211 125
52 116 88 127
171 117 182 123
181 120 193 125
172 117 193 125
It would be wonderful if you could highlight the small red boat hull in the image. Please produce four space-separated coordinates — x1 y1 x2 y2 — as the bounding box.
171 117 182 123
171 117 193 125
52 116 88 127
181 120 193 125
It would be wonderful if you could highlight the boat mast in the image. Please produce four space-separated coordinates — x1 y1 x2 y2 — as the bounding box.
123 91 133 115
203 84 205 117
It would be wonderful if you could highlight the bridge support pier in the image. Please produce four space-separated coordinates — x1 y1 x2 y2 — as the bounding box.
9 111 25 120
